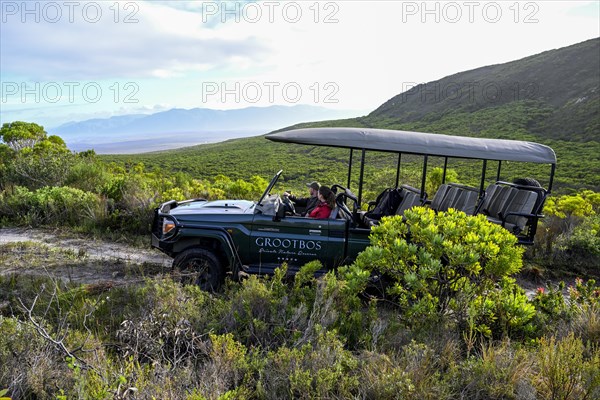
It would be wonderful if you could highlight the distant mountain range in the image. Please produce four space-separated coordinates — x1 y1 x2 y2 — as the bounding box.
51 105 362 153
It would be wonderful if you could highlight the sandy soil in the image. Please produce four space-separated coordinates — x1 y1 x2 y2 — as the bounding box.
0 228 172 284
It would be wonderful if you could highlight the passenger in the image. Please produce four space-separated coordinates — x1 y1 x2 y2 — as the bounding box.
285 181 320 216
309 186 336 219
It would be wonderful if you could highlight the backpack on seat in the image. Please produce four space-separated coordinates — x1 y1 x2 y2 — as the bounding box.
365 188 403 220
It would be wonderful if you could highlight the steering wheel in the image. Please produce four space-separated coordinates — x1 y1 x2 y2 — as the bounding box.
282 195 296 216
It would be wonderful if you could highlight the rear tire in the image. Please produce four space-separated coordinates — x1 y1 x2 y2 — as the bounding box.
172 248 223 292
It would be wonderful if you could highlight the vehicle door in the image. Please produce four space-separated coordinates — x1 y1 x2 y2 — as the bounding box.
249 215 336 273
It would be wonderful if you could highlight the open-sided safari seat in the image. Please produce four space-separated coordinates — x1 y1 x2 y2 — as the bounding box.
361 184 425 226
394 185 424 216
427 180 547 244
475 181 548 244
429 183 479 215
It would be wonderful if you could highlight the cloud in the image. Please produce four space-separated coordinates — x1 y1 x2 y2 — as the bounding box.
1 0 598 126
0 1 269 80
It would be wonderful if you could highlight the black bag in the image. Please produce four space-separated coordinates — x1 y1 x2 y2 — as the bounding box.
366 188 402 219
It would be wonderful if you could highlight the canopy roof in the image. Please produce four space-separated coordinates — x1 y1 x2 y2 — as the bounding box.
266 127 556 164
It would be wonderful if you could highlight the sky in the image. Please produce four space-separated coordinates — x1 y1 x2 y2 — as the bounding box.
1 0 599 128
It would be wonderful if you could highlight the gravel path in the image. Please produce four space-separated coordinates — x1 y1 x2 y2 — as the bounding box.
0 228 171 266
0 228 172 284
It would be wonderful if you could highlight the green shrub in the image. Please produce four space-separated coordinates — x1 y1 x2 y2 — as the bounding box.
0 185 102 226
194 333 254 399
538 190 600 265
355 351 416 399
257 326 359 400
426 167 459 196
0 316 72 399
555 215 600 272
454 341 535 400
114 278 219 368
220 262 374 350
534 333 600 400
469 277 536 340
567 279 600 344
64 157 110 193
353 207 525 339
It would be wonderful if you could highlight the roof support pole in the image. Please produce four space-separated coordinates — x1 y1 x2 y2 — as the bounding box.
395 153 402 188
548 164 556 194
347 148 353 190
420 155 428 200
479 160 488 196
496 161 502 181
442 157 448 183
357 149 366 207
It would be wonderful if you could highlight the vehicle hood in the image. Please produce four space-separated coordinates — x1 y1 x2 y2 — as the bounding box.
169 199 255 215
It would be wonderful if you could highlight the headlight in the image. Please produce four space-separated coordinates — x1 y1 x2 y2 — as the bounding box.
162 218 176 236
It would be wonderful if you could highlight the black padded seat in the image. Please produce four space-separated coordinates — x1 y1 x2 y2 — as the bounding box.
430 184 451 211
490 189 538 233
448 184 479 215
395 191 422 216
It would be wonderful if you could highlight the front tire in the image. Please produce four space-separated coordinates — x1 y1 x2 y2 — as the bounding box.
172 248 223 292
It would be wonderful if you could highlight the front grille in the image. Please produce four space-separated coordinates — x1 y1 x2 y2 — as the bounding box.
152 209 163 237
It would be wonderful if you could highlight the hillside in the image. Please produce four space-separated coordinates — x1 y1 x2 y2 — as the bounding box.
103 39 600 192
368 38 599 142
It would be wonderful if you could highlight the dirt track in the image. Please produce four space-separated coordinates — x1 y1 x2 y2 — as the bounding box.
0 228 172 284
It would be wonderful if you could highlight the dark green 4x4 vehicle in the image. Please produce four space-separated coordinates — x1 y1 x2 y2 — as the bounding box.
152 127 557 290
152 168 368 291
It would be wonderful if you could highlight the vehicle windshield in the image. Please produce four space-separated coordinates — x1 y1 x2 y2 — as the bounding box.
257 169 283 206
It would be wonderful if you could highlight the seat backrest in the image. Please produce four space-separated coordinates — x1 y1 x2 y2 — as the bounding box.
478 184 500 214
438 186 460 211
501 190 538 229
430 184 450 211
395 191 422 216
454 188 479 215
329 206 339 219
485 186 517 218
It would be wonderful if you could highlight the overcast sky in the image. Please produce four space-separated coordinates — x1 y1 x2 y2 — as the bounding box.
1 0 598 128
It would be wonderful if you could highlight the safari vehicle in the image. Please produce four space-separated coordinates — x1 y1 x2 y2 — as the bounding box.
151 127 556 290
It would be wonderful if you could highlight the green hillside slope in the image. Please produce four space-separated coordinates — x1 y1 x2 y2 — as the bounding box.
103 39 600 192
369 38 599 142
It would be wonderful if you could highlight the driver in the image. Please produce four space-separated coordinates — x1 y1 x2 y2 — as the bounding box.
284 181 320 216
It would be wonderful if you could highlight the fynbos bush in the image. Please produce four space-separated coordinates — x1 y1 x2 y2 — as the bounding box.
353 207 528 339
